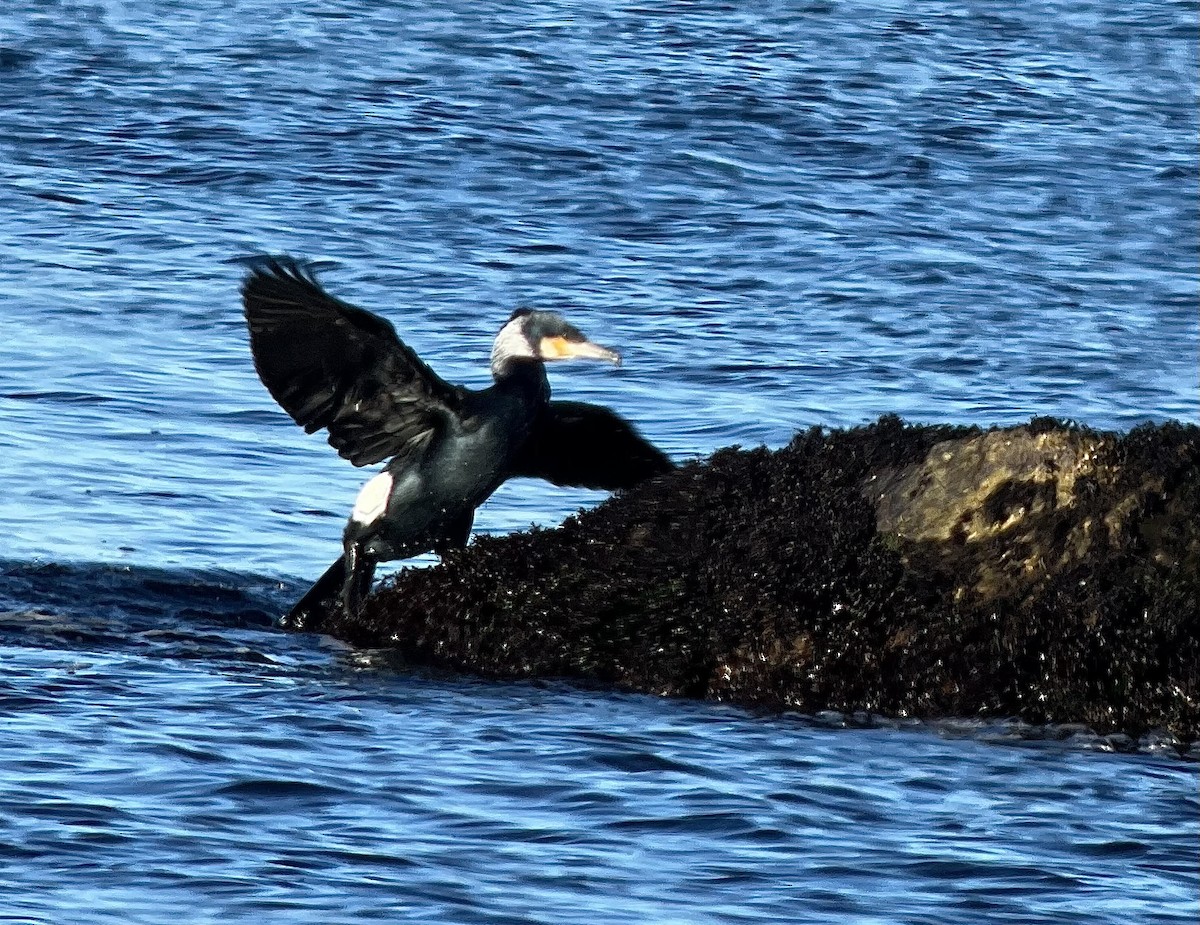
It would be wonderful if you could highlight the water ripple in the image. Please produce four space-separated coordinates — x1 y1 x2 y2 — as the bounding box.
0 0 1197 921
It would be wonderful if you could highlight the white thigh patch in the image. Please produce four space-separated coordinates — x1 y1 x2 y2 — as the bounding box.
351 471 393 525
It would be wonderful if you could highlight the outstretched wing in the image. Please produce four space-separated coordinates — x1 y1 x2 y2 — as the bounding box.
508 400 673 490
243 256 464 467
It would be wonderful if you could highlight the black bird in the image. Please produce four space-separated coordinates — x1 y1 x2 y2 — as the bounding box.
243 257 673 629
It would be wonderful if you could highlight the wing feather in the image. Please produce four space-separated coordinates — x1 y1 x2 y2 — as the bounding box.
242 257 464 467
508 401 673 490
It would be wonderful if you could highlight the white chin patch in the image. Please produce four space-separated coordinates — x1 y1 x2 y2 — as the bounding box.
490 316 536 373
351 471 393 525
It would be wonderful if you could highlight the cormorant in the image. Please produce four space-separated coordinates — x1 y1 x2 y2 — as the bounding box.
243 257 673 629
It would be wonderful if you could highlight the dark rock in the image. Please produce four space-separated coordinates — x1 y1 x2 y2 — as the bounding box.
313 416 1200 744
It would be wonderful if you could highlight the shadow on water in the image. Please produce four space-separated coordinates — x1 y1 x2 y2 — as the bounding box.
0 558 291 662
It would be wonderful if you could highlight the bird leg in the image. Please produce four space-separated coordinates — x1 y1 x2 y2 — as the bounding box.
341 538 378 618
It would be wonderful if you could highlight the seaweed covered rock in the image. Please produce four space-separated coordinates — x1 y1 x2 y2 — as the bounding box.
319 416 1200 743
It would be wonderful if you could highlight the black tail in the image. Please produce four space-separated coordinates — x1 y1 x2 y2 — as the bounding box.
280 548 377 632
281 555 346 631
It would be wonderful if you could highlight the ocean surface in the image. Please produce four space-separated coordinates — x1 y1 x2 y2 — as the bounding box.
0 1 1197 922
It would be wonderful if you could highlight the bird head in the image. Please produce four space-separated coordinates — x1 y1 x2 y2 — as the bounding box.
491 309 620 377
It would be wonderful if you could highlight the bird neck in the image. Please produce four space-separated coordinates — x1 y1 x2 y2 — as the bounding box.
491 358 550 403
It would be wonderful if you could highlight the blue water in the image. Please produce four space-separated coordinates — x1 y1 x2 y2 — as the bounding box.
0 1 1197 922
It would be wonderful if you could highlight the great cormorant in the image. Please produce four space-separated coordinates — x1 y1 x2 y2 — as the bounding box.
243 257 673 629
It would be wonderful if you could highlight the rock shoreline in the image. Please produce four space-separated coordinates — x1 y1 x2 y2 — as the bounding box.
310 416 1199 745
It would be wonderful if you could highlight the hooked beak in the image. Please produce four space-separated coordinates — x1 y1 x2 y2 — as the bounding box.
539 335 622 366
